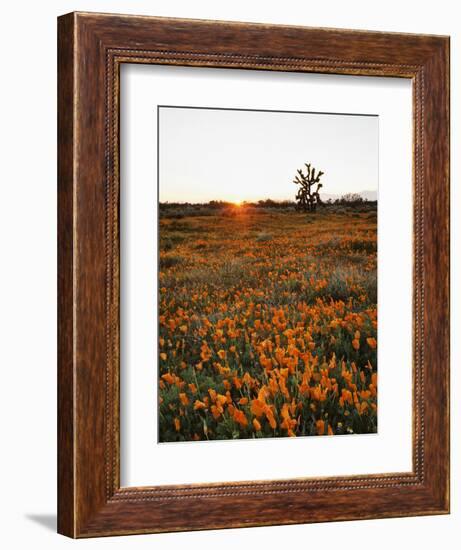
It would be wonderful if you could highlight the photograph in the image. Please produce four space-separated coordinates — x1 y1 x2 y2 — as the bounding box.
158 106 378 442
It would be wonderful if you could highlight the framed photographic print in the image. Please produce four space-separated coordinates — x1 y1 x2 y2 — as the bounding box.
57 12 450 537
156 106 379 444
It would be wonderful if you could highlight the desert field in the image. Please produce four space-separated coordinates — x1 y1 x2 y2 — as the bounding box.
158 205 377 442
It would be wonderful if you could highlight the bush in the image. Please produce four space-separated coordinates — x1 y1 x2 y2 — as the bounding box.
159 254 185 269
256 232 273 242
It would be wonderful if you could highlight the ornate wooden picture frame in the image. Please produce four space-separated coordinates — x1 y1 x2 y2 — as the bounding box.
57 12 450 537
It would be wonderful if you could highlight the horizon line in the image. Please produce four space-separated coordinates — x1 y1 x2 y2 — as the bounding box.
159 198 377 205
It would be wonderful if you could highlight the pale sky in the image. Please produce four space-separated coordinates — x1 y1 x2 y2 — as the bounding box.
158 106 378 203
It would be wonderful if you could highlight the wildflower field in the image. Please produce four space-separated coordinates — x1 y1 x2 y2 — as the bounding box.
158 205 377 442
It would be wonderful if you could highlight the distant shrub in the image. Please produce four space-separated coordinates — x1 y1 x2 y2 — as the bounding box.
329 206 349 215
159 254 185 269
337 193 364 205
349 238 377 253
256 232 273 242
315 237 341 251
160 238 173 251
168 232 186 244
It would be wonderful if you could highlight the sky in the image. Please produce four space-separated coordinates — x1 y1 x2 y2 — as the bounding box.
158 106 378 204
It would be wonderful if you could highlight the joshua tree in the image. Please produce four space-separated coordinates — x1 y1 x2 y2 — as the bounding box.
293 163 324 212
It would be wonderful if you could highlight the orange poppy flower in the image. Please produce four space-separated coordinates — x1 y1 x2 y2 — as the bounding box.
251 399 266 418
161 373 175 385
216 393 228 407
366 337 377 349
316 420 325 435
179 393 189 406
233 409 248 428
210 405 222 419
